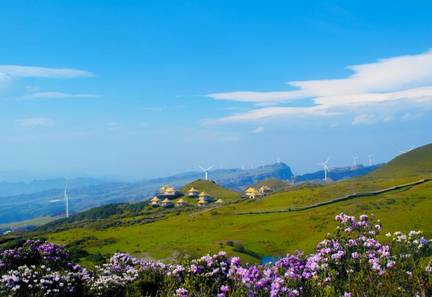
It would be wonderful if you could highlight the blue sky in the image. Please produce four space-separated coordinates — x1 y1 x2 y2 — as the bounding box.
0 0 431 180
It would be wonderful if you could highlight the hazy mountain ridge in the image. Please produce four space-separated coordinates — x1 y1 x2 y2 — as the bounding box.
0 177 112 197
296 164 382 182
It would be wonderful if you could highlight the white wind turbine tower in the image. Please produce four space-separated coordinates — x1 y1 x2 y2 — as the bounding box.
352 156 359 169
199 165 213 181
64 184 69 218
368 155 374 166
291 170 298 185
318 157 330 182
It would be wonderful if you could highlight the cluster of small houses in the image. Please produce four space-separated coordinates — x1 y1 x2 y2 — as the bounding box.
149 184 273 208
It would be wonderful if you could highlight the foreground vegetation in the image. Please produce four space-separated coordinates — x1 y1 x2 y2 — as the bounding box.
1 213 432 296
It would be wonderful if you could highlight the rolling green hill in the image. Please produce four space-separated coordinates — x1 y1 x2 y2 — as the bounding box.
180 179 240 201
44 178 432 266
366 143 432 179
33 180 239 233
4 144 431 267
253 178 293 192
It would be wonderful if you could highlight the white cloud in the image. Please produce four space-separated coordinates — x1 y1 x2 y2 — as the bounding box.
208 90 310 103
290 50 432 96
16 117 54 127
0 65 93 78
210 106 339 124
312 86 432 108
352 114 393 125
207 50 432 124
401 112 423 121
0 72 12 89
0 72 8 81
22 92 98 99
250 126 264 134
0 65 94 100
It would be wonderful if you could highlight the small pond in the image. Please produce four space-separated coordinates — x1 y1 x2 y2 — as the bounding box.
260 256 282 265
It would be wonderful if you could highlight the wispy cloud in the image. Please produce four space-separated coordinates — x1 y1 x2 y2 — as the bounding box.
207 50 432 124
352 114 394 125
209 106 339 124
22 92 98 99
208 90 310 104
250 126 264 134
0 65 93 78
16 117 54 127
0 65 95 101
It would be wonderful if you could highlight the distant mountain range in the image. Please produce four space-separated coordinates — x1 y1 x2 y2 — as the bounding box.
296 164 382 183
0 177 110 197
0 162 381 225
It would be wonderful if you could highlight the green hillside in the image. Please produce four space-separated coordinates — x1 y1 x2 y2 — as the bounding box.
180 179 240 201
7 144 431 266
44 178 431 266
30 180 239 234
366 143 432 179
253 178 292 192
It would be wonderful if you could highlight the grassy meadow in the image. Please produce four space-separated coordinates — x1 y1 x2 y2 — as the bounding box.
44 176 432 266
14 144 431 267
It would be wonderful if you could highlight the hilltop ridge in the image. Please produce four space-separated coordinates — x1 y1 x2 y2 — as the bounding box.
366 143 432 179
180 179 240 201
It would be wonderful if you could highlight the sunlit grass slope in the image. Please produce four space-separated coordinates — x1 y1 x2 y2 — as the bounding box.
365 143 432 179
253 178 292 192
45 144 432 265
180 179 240 201
47 181 432 264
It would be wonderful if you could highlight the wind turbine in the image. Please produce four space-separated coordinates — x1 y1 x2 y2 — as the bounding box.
291 170 298 185
64 184 69 218
199 165 213 181
318 157 330 181
368 155 374 166
352 156 359 169
49 184 70 218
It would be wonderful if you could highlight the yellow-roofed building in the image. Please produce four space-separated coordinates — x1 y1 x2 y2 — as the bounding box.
150 196 160 207
187 187 200 198
158 185 180 199
161 198 174 208
197 197 208 207
258 185 272 195
176 198 188 207
215 198 224 204
199 191 214 202
244 187 260 199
